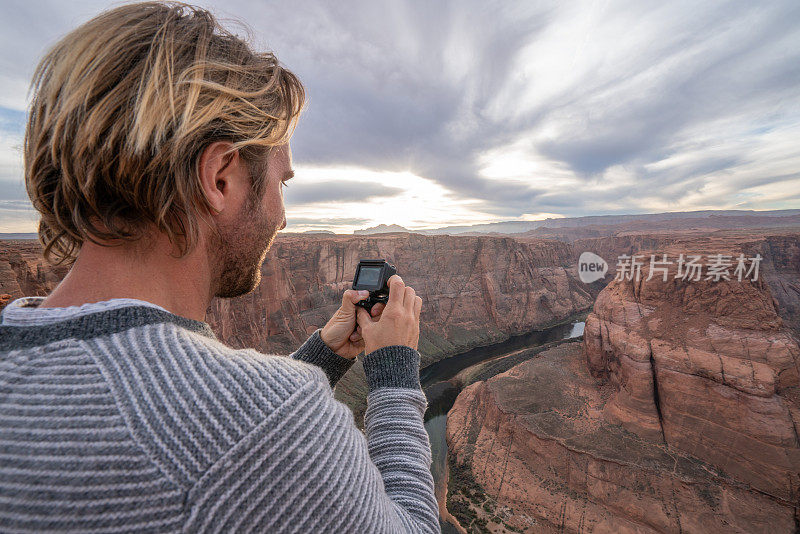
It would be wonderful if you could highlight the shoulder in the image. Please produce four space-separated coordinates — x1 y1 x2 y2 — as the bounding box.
177 325 329 392
148 323 332 424
84 321 332 487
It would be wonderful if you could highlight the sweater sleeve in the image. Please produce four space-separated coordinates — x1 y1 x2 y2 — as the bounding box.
183 346 439 534
289 329 355 388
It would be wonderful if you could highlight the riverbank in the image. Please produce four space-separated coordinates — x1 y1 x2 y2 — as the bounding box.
336 309 591 425
422 318 586 532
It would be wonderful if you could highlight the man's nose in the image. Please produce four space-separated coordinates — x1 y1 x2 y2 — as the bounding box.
280 218 286 230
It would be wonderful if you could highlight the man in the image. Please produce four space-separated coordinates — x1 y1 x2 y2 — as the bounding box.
0 2 438 533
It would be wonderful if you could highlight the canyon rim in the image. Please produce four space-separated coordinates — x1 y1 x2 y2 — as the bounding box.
2 223 799 533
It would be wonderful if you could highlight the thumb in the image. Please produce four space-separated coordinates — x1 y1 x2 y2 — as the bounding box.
356 307 373 326
342 290 368 312
342 289 369 308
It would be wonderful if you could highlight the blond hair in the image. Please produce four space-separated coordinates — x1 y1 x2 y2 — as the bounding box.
24 1 305 265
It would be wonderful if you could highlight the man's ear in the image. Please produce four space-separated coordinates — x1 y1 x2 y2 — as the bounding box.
198 141 239 214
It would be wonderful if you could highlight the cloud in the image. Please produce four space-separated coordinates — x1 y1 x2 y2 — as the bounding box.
0 180 29 202
242 0 800 219
0 107 25 136
0 108 27 208
284 180 402 205
0 0 799 233
0 199 35 211
285 217 370 227
0 200 38 233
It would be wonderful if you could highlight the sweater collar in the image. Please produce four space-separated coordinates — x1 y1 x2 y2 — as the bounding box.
1 297 168 326
0 297 216 349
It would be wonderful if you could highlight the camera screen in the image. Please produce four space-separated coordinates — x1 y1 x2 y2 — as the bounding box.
357 266 381 288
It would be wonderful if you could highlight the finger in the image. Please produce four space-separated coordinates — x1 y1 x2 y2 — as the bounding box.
413 295 422 321
403 286 416 313
370 302 385 317
386 275 405 310
344 289 369 308
349 331 362 342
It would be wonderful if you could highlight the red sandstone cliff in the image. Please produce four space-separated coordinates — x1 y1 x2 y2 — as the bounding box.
584 238 800 503
205 233 593 360
447 233 800 533
574 230 800 336
204 233 596 416
0 241 69 297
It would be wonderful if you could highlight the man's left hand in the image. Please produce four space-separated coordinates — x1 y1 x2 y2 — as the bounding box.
320 290 385 360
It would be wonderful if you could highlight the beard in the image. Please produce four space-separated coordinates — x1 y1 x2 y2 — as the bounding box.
209 192 281 299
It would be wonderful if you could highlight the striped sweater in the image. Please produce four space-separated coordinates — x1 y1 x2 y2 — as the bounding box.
0 297 439 533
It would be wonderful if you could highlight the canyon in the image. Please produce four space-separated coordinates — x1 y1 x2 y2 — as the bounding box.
446 231 800 533
3 227 799 533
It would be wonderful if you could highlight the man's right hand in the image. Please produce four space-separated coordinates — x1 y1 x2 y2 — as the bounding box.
356 275 422 355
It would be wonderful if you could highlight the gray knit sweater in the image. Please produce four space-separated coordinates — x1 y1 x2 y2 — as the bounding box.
0 297 439 533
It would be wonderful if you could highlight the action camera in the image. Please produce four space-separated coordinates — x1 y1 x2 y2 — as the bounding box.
352 259 397 312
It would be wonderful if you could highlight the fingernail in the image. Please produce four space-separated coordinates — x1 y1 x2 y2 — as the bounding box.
358 290 369 298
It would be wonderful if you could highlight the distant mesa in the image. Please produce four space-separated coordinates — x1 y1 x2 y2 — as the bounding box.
350 209 800 238
5 209 798 241
0 233 37 240
353 224 411 235
423 208 800 236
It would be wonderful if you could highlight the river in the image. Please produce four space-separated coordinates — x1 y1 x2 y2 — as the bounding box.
421 320 585 532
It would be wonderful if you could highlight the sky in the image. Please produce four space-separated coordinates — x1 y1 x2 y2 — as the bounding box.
1 1 799 234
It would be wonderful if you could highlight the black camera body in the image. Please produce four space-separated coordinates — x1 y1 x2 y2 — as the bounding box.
352 259 397 312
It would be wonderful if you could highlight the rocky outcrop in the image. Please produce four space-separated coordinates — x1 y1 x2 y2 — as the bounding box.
0 241 69 298
575 230 800 336
584 239 800 504
447 343 797 533
447 233 800 533
754 234 800 335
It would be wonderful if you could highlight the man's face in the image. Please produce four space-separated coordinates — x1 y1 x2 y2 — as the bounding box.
212 144 291 299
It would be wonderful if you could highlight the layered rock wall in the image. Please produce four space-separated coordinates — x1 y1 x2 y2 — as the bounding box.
207 233 593 363
0 241 69 298
448 344 796 533
583 241 800 503
0 234 592 360
447 233 800 533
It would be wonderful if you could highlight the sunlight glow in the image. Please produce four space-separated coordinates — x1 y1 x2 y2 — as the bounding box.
285 166 505 233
